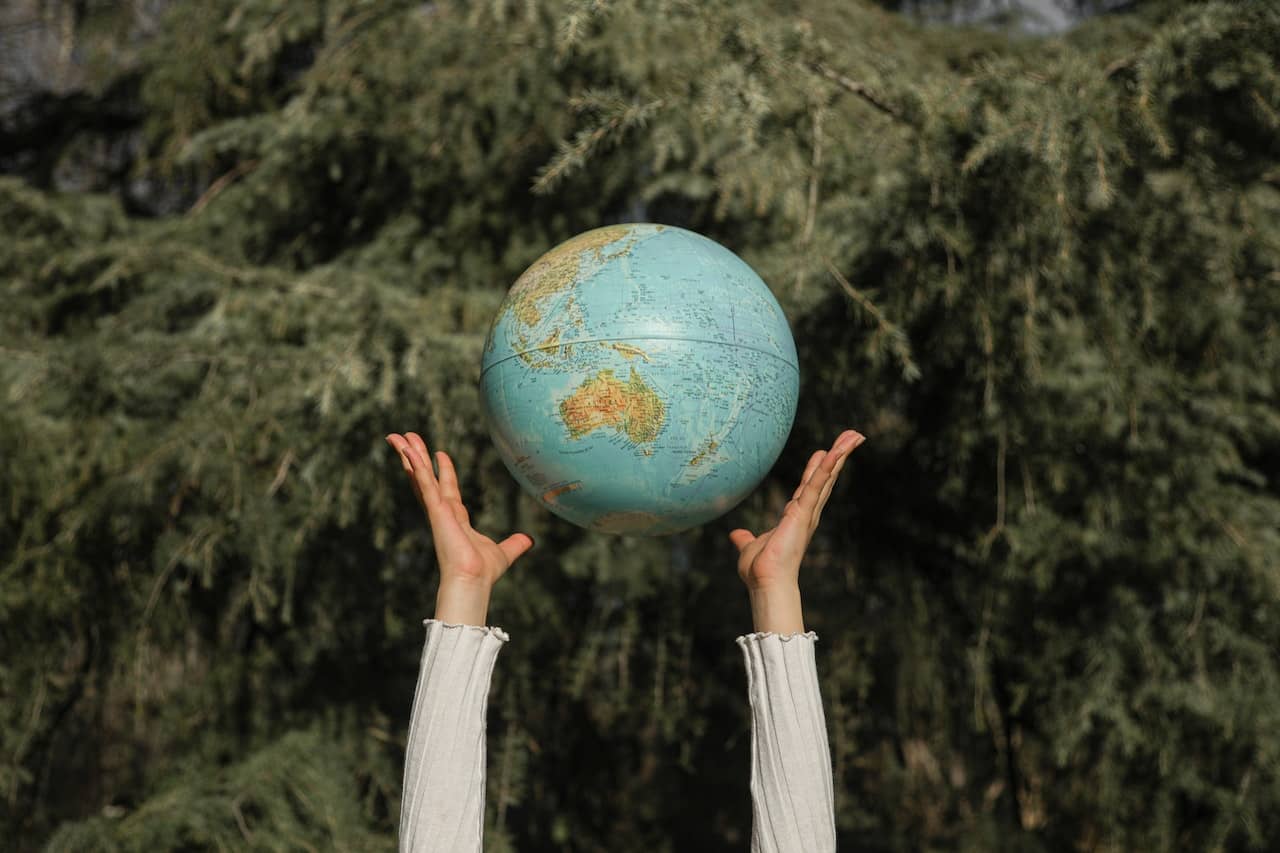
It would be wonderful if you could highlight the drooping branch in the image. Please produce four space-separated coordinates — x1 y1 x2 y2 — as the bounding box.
825 257 921 381
811 62 905 122
188 159 260 215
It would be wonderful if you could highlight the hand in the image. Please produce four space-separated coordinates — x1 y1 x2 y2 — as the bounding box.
730 430 866 593
386 432 534 590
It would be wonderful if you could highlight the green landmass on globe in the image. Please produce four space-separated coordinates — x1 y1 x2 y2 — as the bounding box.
480 223 799 535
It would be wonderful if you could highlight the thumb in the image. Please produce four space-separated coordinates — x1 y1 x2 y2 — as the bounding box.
497 532 535 566
728 528 756 552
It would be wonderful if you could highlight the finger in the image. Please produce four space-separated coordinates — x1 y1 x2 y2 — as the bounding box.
812 433 865 529
389 434 419 467
795 438 847 516
387 435 426 503
791 450 827 500
405 432 431 464
811 450 851 528
435 450 463 504
404 440 445 507
816 434 861 503
782 450 829 518
436 451 472 526
404 433 442 502
828 429 861 458
387 435 410 470
729 528 757 552
497 532 535 566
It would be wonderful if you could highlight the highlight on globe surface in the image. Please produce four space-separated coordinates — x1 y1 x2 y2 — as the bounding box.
480 223 800 536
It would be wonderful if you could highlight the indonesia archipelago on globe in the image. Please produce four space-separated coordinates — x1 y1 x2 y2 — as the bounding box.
480 223 799 536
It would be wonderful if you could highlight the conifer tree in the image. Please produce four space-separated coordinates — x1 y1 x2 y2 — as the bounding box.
2 1 1277 850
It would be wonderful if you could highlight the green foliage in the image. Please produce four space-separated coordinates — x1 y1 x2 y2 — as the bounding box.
42 729 395 852
2 0 1278 850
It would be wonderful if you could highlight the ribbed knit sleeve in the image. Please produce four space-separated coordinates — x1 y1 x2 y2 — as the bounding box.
735 630 837 853
399 618 510 853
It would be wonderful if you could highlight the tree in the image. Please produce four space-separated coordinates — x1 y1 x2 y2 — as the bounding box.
2 0 1277 849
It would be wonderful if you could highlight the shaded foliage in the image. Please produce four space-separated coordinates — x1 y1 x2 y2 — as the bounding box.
2 0 1278 850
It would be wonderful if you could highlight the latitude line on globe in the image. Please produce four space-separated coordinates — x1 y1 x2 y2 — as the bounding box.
479 335 801 380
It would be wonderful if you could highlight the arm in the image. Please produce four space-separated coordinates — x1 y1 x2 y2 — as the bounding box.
735 594 834 853
387 433 533 853
399 582 506 853
730 430 866 853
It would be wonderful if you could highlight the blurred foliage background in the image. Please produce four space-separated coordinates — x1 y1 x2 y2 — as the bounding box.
2 0 1278 850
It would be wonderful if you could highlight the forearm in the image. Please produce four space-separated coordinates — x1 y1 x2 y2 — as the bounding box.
739 581 836 851
748 582 805 635
434 577 492 625
400 617 508 852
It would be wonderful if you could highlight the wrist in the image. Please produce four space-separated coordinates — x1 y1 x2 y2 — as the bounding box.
747 582 805 635
434 577 493 626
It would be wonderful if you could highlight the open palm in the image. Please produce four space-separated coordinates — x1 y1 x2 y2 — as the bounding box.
729 430 865 591
386 432 533 587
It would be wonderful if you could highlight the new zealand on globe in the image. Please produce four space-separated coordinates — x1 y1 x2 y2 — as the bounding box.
480 223 799 535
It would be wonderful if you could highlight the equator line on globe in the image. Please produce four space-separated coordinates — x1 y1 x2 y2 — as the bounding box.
479 223 799 536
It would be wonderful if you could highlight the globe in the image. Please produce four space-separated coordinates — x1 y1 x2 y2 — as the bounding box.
479 223 799 536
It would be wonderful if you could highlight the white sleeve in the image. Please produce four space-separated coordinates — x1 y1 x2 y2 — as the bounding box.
735 630 838 853
399 618 509 853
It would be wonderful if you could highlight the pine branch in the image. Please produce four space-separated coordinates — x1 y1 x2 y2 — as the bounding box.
187 159 259 215
825 258 921 382
795 104 824 294
811 62 906 122
532 96 664 195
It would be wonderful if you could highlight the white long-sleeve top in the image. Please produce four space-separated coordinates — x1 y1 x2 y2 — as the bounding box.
399 618 837 852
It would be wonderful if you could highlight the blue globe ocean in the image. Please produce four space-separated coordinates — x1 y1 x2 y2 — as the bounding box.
480 223 799 536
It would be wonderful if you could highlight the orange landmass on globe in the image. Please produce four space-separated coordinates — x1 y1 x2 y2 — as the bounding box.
518 326 564 368
541 481 583 504
559 368 666 444
507 225 638 328
592 510 663 535
608 342 651 361
688 438 720 467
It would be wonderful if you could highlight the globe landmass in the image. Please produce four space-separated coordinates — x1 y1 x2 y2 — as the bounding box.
559 368 666 444
480 223 799 536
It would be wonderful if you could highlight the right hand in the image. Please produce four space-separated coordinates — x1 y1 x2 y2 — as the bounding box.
386 432 534 589
729 430 865 591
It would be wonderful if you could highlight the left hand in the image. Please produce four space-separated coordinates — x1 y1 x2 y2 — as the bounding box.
729 429 866 592
386 432 534 590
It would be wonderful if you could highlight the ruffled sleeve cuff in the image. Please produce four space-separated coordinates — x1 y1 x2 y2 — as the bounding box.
422 617 511 645
735 629 819 645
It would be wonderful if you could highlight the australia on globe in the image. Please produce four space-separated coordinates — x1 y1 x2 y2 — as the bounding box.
479 223 799 536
